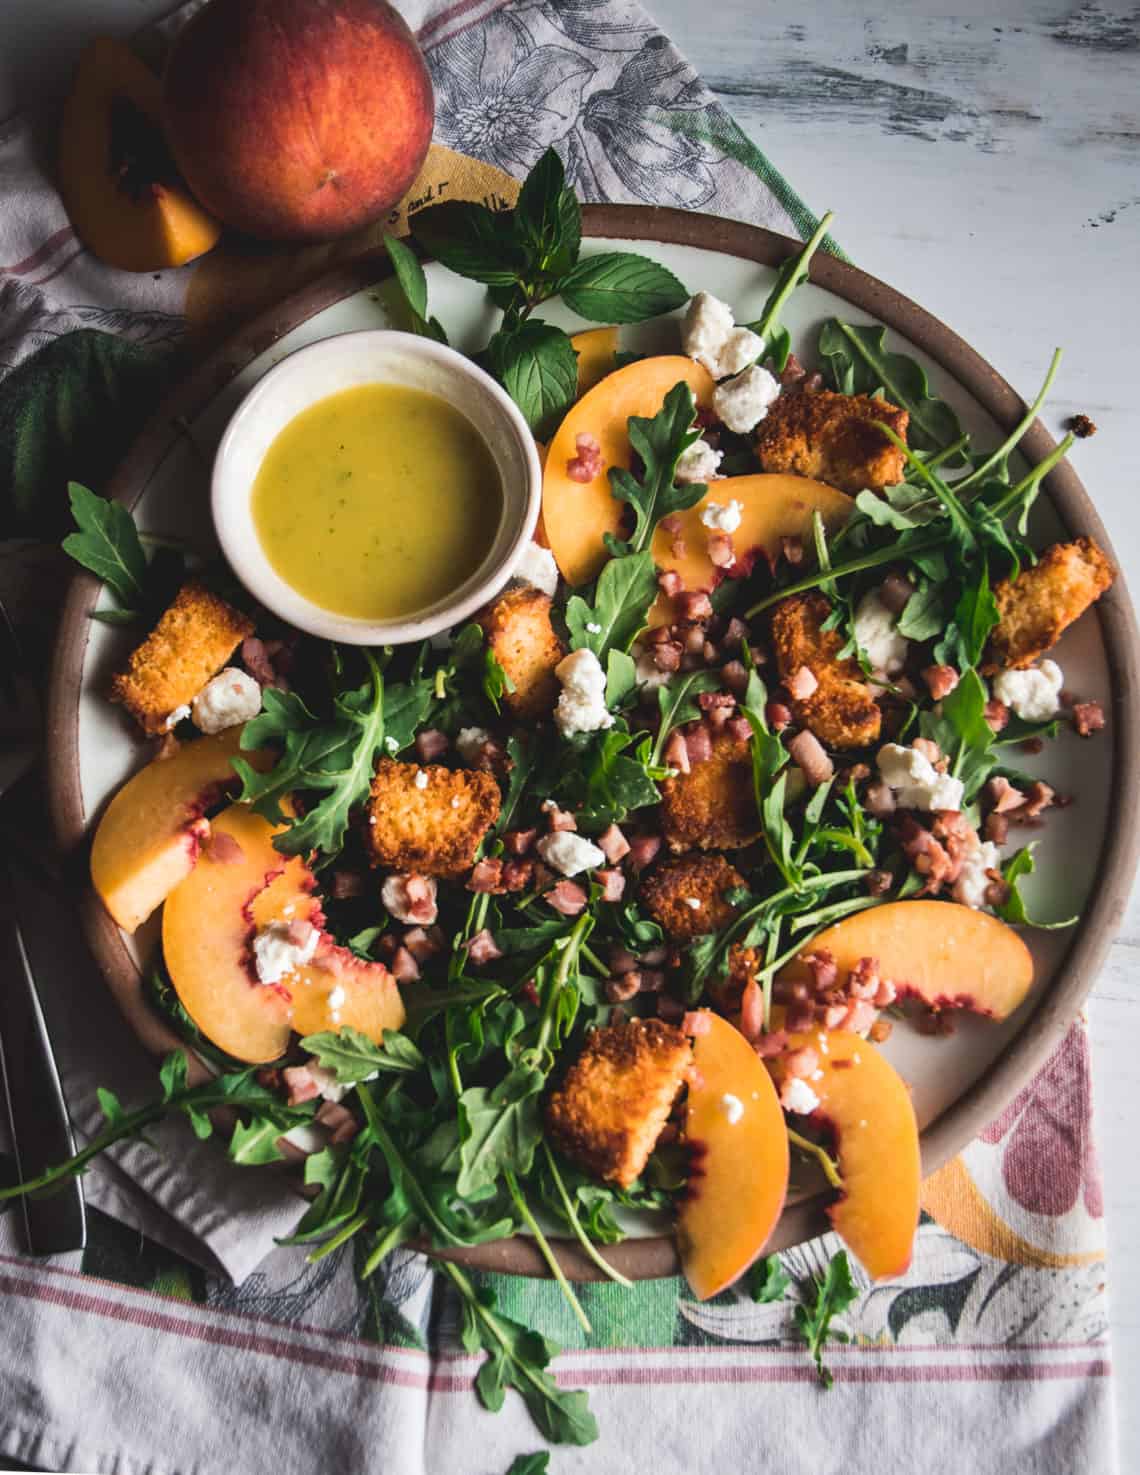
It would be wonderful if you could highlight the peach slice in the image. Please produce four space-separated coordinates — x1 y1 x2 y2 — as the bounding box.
769 1031 921 1280
781 899 1034 1019
678 1011 790 1300
648 474 853 626
570 326 620 395
543 355 715 586
163 803 404 1063
59 39 222 272
90 729 268 934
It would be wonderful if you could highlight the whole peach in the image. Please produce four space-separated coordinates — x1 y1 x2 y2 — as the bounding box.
163 0 434 241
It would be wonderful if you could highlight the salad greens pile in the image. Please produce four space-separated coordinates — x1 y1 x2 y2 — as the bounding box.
30 147 1096 1457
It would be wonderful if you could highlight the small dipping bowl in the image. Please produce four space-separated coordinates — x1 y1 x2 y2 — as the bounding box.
212 330 542 644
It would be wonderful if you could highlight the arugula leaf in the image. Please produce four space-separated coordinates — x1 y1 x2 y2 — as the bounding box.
895 579 946 641
997 846 1078 930
651 669 719 765
560 252 687 324
575 728 662 827
446 1261 598 1445
743 210 833 373
235 652 403 858
605 648 638 707
565 550 658 661
411 200 526 286
158 1051 188 1102
793 1249 859 1388
488 321 579 439
606 381 702 555
456 1065 546 1196
228 1115 292 1166
484 648 517 713
951 562 1001 669
300 1027 425 1082
61 481 147 606
750 1254 792 1303
97 1086 126 1129
818 320 966 458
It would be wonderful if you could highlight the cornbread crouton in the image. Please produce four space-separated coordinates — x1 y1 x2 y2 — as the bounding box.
366 759 500 878
983 537 1114 672
110 582 254 735
659 728 760 852
477 586 564 720
755 389 909 494
770 592 881 750
545 1018 692 1188
640 853 746 942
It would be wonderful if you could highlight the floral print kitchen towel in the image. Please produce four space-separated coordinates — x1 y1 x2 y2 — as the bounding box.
0 1 1117 1472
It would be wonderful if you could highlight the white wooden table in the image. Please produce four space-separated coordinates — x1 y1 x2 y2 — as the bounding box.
3 0 1138 1468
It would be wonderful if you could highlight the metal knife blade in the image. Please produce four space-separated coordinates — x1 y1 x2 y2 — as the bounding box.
0 853 87 1255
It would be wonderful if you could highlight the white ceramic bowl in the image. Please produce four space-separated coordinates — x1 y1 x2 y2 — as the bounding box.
211 329 542 644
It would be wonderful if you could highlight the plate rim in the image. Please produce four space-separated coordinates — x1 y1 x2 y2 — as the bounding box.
45 203 1140 1283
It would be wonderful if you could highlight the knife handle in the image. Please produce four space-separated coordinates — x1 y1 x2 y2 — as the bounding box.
0 874 87 1255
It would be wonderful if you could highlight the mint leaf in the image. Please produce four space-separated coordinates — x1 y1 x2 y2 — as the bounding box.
516 148 580 278
62 481 148 606
606 380 702 555
383 233 428 319
565 550 658 660
299 1027 425 1083
383 234 448 343
793 1249 859 1388
411 200 526 286
560 252 687 324
818 319 966 459
488 321 578 439
750 1253 792 1303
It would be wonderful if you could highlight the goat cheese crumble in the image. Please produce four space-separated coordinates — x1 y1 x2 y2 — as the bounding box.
536 831 606 877
719 1092 745 1125
191 667 261 734
877 742 965 812
413 769 429 790
991 659 1064 722
700 498 743 533
163 704 191 731
675 438 723 486
456 726 491 762
251 920 318 985
512 541 559 597
952 841 1001 909
554 648 613 737
782 1078 821 1115
853 589 908 677
683 896 702 910
712 364 780 434
680 292 762 379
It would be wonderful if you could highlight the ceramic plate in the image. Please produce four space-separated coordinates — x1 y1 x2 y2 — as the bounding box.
46 206 1140 1279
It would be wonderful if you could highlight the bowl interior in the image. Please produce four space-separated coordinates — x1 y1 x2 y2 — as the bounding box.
211 329 540 644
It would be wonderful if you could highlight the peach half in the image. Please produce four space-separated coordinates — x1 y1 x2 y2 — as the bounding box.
90 728 268 934
162 803 404 1064
781 899 1034 1020
770 1030 920 1280
678 1011 790 1300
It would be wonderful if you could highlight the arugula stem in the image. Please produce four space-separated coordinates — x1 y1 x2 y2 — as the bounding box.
812 829 875 867
786 1129 844 1191
714 869 868 962
876 422 976 550
748 210 834 344
533 914 592 1060
921 433 970 473
988 434 1075 523
306 1210 370 1263
505 1168 592 1334
580 943 610 977
745 535 947 618
954 348 1063 494
357 1085 462 1246
542 1143 633 1289
362 1216 417 1279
